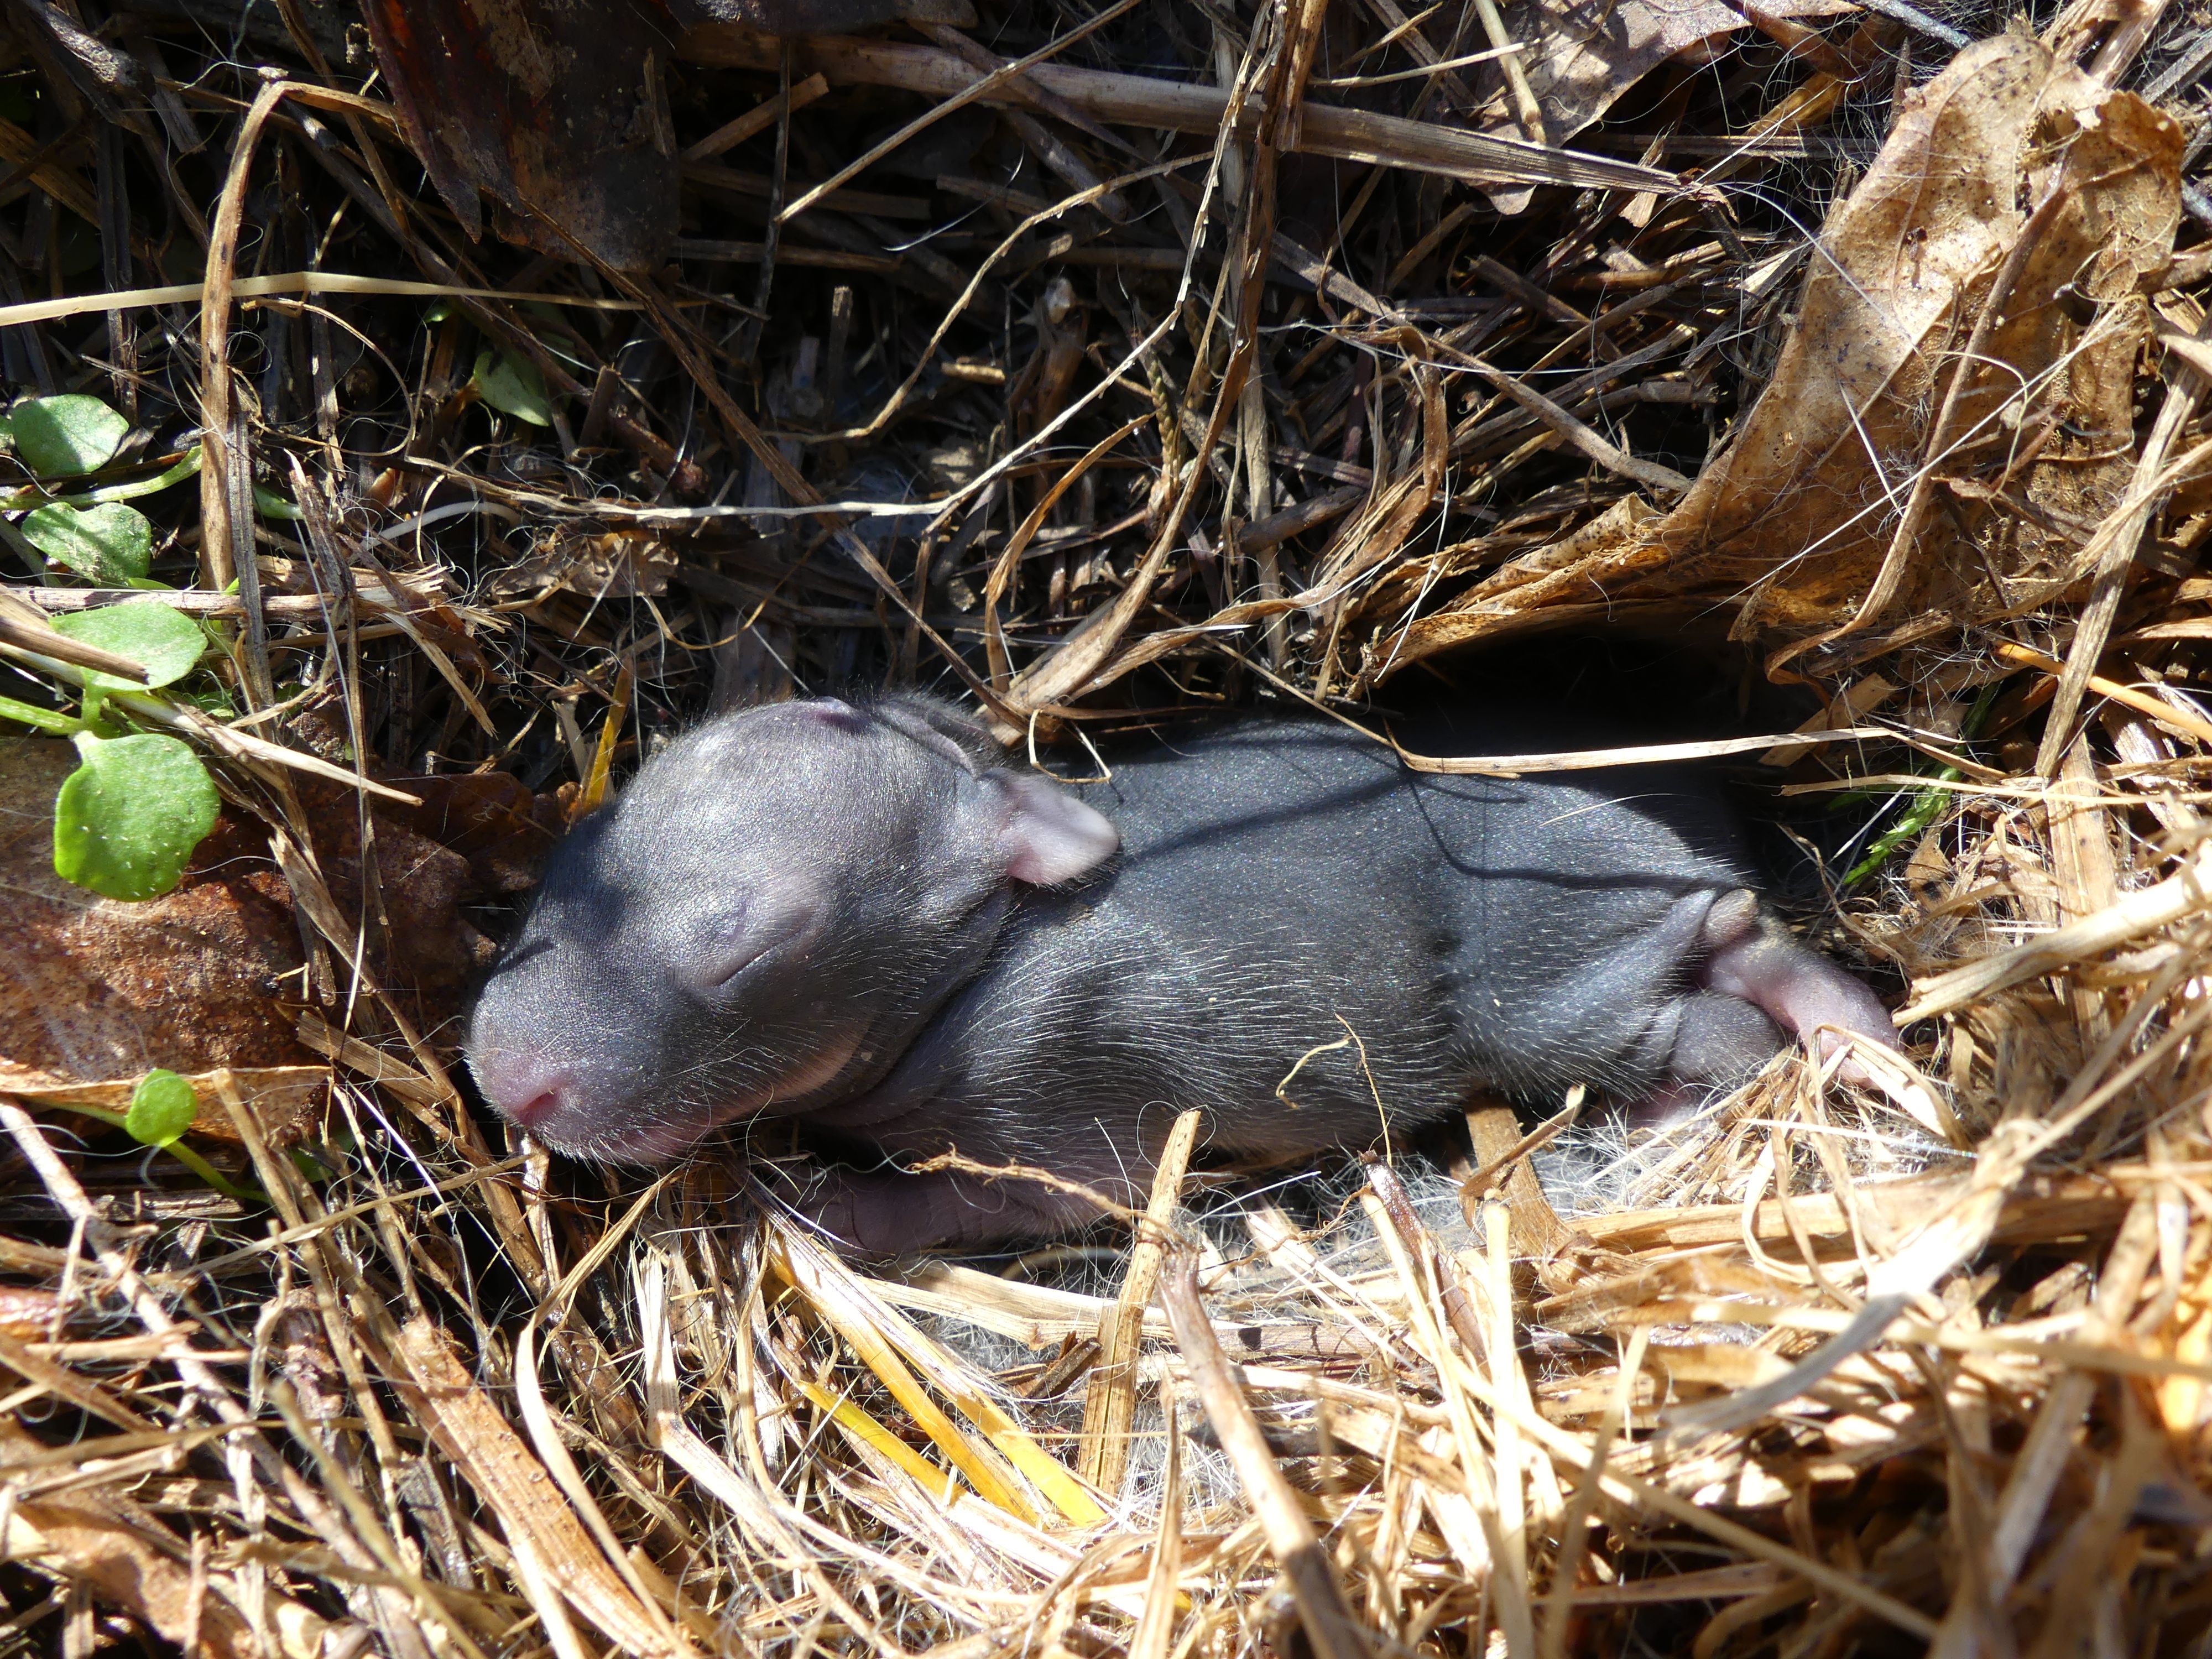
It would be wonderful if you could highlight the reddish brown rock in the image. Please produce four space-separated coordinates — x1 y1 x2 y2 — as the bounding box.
0 740 564 1104
0 739 313 1082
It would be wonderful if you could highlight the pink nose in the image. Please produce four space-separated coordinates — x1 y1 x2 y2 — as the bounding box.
507 1091 561 1130
473 1054 576 1132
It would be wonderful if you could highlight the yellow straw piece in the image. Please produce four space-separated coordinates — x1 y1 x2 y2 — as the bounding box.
796 1378 955 1494
769 1234 1039 1523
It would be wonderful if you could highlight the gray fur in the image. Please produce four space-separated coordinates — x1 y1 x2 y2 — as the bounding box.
466 695 1897 1253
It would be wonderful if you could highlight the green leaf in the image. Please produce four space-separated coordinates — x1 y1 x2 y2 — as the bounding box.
125 1068 199 1147
472 349 551 426
12 394 129 477
53 730 220 901
22 500 153 584
424 299 454 325
50 601 205 691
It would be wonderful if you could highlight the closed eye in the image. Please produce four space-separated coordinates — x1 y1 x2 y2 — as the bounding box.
704 933 778 990
695 903 826 995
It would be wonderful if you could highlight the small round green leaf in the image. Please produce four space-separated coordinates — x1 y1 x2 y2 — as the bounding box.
23 500 153 584
125 1068 199 1147
472 349 551 426
50 601 206 691
12 394 129 477
53 731 220 901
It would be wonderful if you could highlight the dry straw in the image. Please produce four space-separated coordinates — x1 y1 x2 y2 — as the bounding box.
0 0 2210 1655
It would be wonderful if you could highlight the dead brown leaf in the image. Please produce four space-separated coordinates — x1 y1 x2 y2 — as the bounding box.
0 740 556 1138
485 524 684 601
1362 494 1666 680
0 1066 327 1147
1674 41 2179 649
0 738 321 1084
388 1317 695 1659
1373 34 2183 679
1467 0 1856 211
359 0 679 273
0 1421 338 1657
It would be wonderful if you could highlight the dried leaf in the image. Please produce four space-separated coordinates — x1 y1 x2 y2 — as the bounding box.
1660 40 2180 638
389 1317 693 1659
359 0 678 270
1384 35 2184 666
1466 0 1855 210
0 738 324 1087
0 1423 336 1657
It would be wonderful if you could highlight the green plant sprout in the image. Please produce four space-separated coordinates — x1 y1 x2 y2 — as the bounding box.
471 347 552 425
52 728 220 900
1844 681 2004 889
5 601 222 901
424 300 558 426
0 398 246 578
0 393 239 902
40 1069 267 1206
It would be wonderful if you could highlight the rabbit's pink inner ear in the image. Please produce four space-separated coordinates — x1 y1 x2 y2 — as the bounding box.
994 773 1120 885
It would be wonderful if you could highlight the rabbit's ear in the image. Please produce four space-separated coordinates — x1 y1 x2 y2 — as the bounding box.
987 771 1120 885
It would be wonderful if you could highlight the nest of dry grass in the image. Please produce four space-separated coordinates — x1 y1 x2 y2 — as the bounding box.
0 0 2210 1654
